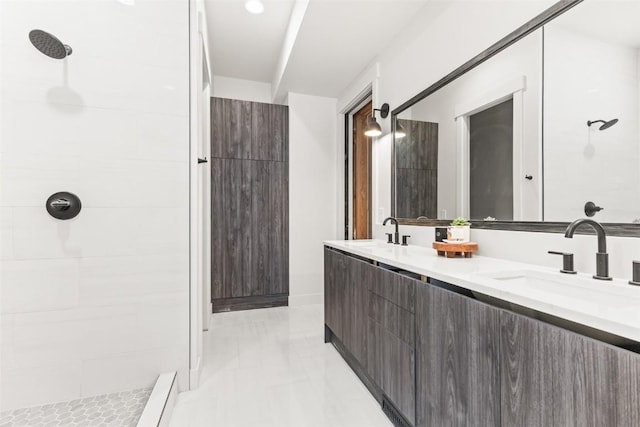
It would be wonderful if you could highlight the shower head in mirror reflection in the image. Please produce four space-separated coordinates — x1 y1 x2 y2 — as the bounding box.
587 119 619 131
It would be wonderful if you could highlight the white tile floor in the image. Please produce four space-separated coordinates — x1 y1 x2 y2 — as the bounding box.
169 305 393 427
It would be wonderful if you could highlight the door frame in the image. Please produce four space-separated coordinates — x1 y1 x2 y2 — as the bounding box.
455 76 526 220
343 92 373 240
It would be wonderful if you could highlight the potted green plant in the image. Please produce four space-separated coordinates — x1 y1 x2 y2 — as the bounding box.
448 217 471 242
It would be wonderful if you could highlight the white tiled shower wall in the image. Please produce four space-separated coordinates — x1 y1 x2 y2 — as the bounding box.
0 0 190 410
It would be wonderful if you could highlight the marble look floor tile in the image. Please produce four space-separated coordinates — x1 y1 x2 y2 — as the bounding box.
169 305 392 427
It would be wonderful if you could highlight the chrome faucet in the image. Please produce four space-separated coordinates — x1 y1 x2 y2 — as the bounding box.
383 217 400 245
564 218 611 281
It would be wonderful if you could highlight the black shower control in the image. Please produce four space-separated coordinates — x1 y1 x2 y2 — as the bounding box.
46 192 81 220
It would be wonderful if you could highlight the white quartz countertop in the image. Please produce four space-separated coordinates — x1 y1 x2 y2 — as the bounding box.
324 239 640 342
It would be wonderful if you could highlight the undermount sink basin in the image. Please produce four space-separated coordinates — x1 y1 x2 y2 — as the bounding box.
344 240 386 248
478 269 640 308
473 269 640 346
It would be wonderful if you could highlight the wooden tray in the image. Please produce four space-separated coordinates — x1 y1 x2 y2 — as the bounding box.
432 241 478 258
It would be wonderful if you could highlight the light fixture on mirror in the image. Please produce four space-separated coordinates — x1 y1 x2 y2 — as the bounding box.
364 103 390 137
395 121 406 139
245 0 264 14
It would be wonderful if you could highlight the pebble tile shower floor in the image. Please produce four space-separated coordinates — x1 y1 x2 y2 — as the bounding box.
0 387 152 427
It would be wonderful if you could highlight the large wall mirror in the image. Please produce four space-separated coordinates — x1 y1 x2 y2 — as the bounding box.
392 0 640 235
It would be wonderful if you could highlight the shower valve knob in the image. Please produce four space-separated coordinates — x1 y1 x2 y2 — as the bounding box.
50 199 71 210
46 192 81 220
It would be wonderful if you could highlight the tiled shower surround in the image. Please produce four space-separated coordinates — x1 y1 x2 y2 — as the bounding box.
0 388 151 427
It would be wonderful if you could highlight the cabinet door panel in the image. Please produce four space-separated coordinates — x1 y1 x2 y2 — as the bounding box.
324 249 344 340
382 329 415 425
551 328 640 427
417 284 500 427
211 98 252 160
345 256 370 368
500 311 555 426
371 268 415 313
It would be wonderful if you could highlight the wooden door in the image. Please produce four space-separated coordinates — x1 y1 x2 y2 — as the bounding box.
353 102 372 239
211 98 289 312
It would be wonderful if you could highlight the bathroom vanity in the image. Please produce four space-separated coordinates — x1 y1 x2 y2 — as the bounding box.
323 240 640 427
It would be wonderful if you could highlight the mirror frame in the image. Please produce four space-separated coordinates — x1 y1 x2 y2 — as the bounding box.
390 0 640 237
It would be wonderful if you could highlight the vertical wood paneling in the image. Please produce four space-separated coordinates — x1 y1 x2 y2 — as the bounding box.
616 348 640 425
417 284 501 427
211 98 225 159
499 311 555 426
211 98 289 308
210 158 224 299
396 119 439 219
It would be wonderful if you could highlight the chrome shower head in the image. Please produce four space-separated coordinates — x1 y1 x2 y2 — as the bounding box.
29 29 72 59
587 119 618 131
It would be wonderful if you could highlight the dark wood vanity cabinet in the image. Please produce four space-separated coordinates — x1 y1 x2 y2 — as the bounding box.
415 283 501 427
324 248 417 425
324 246 640 427
501 311 640 426
368 267 416 425
323 248 371 366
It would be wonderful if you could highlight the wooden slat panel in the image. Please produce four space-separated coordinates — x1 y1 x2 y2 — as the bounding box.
500 311 555 426
223 159 246 298
210 158 224 299
211 98 289 308
551 328 640 427
396 119 438 219
211 97 225 159
417 283 501 426
268 161 287 294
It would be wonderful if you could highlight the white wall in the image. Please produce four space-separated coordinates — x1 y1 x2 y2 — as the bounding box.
339 0 557 226
288 92 338 305
339 0 640 280
212 75 272 104
406 29 543 221
544 25 640 222
0 0 190 410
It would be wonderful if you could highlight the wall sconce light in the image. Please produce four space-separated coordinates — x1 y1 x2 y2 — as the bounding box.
395 120 406 139
364 103 390 137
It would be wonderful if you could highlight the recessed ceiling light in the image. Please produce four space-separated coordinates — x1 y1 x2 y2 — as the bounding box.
117 0 135 6
245 0 264 14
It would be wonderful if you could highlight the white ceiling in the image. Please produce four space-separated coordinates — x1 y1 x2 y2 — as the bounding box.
205 0 296 82
204 0 430 100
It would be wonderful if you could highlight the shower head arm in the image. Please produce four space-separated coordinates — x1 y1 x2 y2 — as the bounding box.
587 120 605 127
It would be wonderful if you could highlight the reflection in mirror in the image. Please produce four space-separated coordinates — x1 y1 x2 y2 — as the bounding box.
543 1 640 223
394 29 543 222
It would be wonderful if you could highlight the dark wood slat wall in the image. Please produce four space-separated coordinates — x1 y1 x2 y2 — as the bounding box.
396 119 438 219
211 98 289 312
